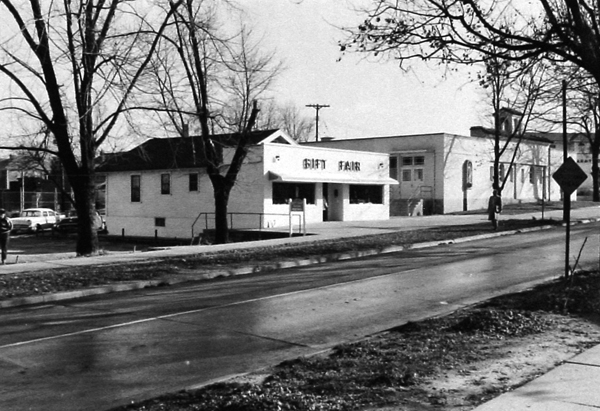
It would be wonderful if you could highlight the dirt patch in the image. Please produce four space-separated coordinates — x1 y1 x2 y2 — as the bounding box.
111 271 600 411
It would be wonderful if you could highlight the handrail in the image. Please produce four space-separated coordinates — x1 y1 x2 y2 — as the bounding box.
191 211 289 243
407 185 433 216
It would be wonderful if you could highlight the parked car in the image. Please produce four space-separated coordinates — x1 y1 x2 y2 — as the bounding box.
11 208 60 233
53 210 107 234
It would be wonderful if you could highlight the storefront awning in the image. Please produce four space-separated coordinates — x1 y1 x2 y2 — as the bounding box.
268 171 398 185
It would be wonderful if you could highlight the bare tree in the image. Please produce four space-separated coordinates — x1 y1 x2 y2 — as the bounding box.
340 1 600 99
477 56 549 196
142 0 282 244
256 102 315 142
0 1 181 255
555 68 600 200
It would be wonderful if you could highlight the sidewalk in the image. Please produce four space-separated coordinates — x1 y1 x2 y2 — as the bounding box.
2 204 600 410
473 345 600 411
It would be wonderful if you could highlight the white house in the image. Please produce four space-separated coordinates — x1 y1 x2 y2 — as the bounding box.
306 129 569 215
98 129 396 240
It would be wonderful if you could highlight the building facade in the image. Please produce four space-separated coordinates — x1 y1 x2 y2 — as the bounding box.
98 130 396 240
307 131 568 215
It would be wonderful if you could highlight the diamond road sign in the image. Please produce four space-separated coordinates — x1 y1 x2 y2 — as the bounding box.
552 157 588 195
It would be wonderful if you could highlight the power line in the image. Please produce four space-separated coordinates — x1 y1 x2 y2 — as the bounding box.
305 104 330 142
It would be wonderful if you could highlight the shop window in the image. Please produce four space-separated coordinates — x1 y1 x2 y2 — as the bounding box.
389 156 398 179
402 169 412 182
189 173 199 192
273 182 315 205
155 217 166 227
350 185 383 204
131 175 140 202
161 173 171 195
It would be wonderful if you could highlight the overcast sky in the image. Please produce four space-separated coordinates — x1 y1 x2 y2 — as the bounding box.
240 0 486 140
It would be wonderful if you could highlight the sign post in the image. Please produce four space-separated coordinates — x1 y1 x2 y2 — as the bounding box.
289 198 306 237
552 157 588 278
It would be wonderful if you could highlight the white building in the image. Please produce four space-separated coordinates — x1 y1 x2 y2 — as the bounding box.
307 130 568 215
98 130 397 240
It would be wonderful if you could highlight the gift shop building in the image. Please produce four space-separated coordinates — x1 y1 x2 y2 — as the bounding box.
98 129 397 240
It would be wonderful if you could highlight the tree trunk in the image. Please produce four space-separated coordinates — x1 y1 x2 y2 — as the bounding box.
213 182 231 244
71 174 99 255
494 110 501 194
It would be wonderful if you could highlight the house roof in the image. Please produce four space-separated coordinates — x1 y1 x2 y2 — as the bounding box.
0 155 45 171
97 129 292 172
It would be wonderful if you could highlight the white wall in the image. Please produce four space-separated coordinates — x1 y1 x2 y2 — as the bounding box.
310 133 566 214
105 143 393 239
261 143 391 226
106 169 210 239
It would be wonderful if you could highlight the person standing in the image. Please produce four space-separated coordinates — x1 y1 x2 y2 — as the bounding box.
0 208 13 264
487 190 502 230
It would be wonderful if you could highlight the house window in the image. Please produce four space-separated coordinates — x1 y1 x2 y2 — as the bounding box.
272 182 315 204
402 169 412 182
414 169 424 181
490 166 494 182
463 160 473 189
189 173 199 192
161 173 171 195
402 155 425 166
131 175 141 202
350 185 383 204
521 168 526 183
529 166 535 183
155 217 166 227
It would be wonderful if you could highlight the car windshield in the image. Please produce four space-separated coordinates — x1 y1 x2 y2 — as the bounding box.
22 210 42 217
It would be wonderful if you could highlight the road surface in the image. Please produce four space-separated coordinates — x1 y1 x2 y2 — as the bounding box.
0 223 598 411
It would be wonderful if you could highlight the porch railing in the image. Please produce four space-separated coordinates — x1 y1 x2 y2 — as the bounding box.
191 212 289 243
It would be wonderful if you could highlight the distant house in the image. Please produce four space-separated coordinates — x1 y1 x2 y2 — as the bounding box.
471 108 592 194
0 154 58 213
305 121 568 215
97 129 396 240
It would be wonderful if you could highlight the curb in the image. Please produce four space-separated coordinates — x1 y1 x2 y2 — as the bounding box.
1 218 597 309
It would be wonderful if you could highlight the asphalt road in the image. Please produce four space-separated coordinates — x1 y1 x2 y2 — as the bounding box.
1 223 599 411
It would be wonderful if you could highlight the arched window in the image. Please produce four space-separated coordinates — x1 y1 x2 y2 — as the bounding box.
463 160 473 190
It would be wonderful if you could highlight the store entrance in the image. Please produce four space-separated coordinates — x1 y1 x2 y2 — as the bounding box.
323 183 329 221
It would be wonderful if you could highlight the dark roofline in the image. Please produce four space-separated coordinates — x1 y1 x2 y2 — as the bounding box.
301 132 450 145
470 126 556 144
97 129 280 173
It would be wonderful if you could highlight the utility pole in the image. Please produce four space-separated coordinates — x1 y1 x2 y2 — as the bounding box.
563 79 570 278
306 104 330 142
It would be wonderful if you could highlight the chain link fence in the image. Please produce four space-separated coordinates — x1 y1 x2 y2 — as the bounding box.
0 191 62 216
